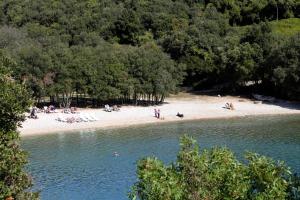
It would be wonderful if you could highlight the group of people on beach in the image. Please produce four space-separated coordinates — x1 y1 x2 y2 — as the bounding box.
29 105 57 119
104 104 120 112
44 105 56 113
62 107 78 114
29 101 237 126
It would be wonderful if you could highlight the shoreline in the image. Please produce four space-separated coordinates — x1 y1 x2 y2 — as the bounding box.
19 94 300 137
21 113 300 137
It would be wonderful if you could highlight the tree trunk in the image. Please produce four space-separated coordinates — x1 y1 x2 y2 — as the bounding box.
160 94 165 103
76 92 79 106
155 95 158 105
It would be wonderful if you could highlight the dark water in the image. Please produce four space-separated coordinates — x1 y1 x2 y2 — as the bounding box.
22 114 300 200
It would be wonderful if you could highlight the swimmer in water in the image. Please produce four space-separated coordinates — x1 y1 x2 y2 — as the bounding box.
114 152 119 157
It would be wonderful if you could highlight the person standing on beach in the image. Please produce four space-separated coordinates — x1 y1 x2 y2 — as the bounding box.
154 109 158 118
157 109 160 119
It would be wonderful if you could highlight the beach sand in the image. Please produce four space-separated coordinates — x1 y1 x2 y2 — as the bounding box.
19 94 300 136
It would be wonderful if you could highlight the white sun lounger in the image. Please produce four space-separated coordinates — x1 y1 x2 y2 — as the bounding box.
57 114 67 122
90 113 99 121
85 114 96 122
75 116 82 122
104 104 112 112
80 114 89 122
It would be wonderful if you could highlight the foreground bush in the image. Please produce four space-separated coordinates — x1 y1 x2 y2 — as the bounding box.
0 53 38 199
130 135 300 200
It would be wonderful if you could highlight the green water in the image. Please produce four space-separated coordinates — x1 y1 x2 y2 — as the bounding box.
22 114 300 200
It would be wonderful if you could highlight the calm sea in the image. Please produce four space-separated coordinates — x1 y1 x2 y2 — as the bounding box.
22 114 300 200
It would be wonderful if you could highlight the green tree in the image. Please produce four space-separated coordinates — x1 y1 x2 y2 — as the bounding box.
47 44 74 108
111 7 144 44
15 45 52 102
128 43 184 104
266 34 300 99
131 135 298 200
222 42 263 88
0 0 299 103
0 52 38 199
205 0 298 25
205 0 242 24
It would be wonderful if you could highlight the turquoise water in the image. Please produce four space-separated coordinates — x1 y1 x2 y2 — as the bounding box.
22 115 300 200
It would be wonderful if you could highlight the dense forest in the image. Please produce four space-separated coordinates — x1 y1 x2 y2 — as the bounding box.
0 0 299 107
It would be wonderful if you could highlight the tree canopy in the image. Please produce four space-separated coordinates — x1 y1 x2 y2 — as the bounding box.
0 0 299 106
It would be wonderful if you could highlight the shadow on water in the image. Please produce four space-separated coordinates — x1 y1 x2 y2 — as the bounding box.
262 100 300 110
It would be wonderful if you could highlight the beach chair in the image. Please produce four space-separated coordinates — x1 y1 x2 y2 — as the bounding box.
90 113 99 121
104 104 112 112
85 114 96 122
79 114 89 122
57 114 67 122
75 117 82 123
66 117 76 123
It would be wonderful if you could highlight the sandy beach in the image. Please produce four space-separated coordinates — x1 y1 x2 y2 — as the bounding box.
19 94 300 136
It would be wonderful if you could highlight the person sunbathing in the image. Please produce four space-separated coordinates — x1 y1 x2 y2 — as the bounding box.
49 105 56 113
66 117 76 123
71 107 77 114
225 103 235 110
230 103 235 110
63 108 71 114
113 105 120 111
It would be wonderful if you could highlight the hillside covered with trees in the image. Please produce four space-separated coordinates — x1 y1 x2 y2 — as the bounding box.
0 0 299 106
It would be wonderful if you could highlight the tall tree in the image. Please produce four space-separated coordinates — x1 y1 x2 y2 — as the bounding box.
266 34 300 99
0 51 38 199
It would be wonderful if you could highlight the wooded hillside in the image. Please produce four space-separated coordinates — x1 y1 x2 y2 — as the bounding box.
0 0 299 106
